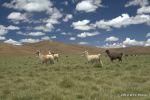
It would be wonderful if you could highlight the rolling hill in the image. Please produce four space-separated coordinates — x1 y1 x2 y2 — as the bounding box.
0 40 150 56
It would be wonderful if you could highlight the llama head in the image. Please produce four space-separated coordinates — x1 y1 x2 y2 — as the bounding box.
48 51 52 54
81 50 88 56
35 50 40 56
105 50 110 54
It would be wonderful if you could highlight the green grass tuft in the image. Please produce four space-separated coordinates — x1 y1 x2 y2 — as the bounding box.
0 55 150 100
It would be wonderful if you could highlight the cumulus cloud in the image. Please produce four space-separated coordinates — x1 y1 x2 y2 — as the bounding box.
105 36 119 42
63 1 68 6
7 25 20 30
17 31 45 36
4 39 21 45
72 19 94 30
63 14 73 22
28 32 45 36
123 37 144 46
78 41 89 45
103 43 125 48
125 0 149 7
145 39 150 46
3 0 53 13
34 25 54 32
7 12 27 21
77 32 99 38
4 0 63 32
51 36 56 39
95 13 150 30
20 38 40 43
146 33 150 37
0 25 8 36
0 25 20 36
40 8 63 31
0 36 6 40
60 32 72 35
69 37 76 40
76 0 102 12
103 37 149 48
137 6 150 14
41 36 51 40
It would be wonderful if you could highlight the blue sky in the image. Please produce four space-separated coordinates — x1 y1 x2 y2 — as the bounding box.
0 0 150 48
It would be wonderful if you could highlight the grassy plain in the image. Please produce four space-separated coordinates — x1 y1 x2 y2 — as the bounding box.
0 54 150 100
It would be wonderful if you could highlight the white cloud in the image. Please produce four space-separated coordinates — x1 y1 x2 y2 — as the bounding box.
60 32 72 35
51 36 56 39
103 37 149 48
34 25 54 32
78 42 89 45
17 31 45 36
103 43 125 48
95 14 150 30
145 38 150 46
125 0 149 7
43 8 63 32
0 25 20 36
146 33 150 37
7 12 27 21
0 25 8 36
76 0 102 12
123 37 144 47
4 39 21 45
105 36 119 42
46 8 63 24
3 0 53 13
56 29 61 32
41 36 51 40
63 1 68 6
69 37 76 40
77 32 99 38
28 32 45 36
20 38 40 43
4 0 63 31
7 25 20 30
137 6 150 14
0 36 6 40
72 19 94 30
63 14 73 22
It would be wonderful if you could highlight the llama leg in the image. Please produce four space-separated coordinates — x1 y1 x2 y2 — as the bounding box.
119 58 122 62
52 60 54 64
42 61 44 64
100 60 103 67
111 59 113 62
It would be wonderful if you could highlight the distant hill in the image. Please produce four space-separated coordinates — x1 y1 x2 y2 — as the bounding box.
112 46 150 55
0 43 34 56
0 40 150 56
0 41 103 56
24 40 103 54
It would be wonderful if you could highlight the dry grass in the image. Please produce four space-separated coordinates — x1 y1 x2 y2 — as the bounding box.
0 54 150 100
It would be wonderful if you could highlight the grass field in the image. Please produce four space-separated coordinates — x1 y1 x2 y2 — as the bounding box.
0 54 150 100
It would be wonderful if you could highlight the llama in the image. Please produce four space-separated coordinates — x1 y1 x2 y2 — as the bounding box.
105 49 123 62
48 51 59 62
36 50 54 64
83 51 103 67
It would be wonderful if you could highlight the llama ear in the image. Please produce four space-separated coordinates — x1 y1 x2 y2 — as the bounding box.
37 49 40 52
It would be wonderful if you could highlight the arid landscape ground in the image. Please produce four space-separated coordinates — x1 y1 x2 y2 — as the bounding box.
0 41 150 100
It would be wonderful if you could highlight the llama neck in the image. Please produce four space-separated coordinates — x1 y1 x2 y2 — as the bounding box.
38 52 43 59
85 52 88 58
107 52 111 57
